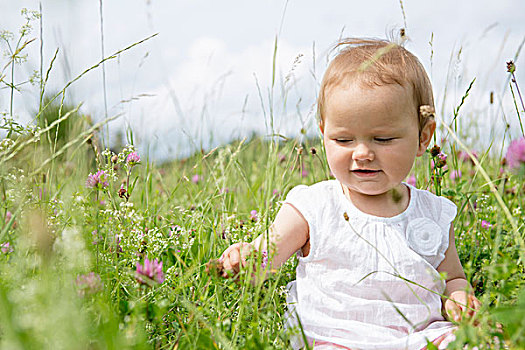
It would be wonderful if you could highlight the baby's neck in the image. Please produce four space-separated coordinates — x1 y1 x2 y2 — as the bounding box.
342 183 410 218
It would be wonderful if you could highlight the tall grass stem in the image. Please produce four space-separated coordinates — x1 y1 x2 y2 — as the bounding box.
99 0 109 147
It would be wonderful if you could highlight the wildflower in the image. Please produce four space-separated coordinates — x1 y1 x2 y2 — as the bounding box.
458 150 478 165
110 154 119 164
507 60 516 74
419 105 435 120
278 154 286 163
136 257 164 285
481 220 493 229
126 152 140 165
219 187 230 194
191 174 201 184
118 186 128 199
86 170 109 189
450 170 462 182
406 174 417 187
434 152 447 168
110 234 123 257
1 242 13 254
5 211 12 223
429 145 441 157
169 225 182 237
250 210 258 222
75 272 103 297
301 169 309 178
505 137 525 170
261 250 268 269
91 230 99 245
272 189 280 197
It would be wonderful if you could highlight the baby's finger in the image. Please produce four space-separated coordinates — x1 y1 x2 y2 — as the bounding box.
228 249 241 270
239 244 253 261
446 302 462 322
470 295 481 310
220 242 242 260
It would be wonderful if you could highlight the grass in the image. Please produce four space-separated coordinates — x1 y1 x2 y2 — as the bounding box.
1 6 525 350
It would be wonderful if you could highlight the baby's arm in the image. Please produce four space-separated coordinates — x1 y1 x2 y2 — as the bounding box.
437 225 481 322
220 203 309 277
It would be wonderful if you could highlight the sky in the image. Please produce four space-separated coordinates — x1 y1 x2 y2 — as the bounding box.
1 0 524 160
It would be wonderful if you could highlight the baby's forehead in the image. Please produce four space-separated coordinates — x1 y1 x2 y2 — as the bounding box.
326 79 415 104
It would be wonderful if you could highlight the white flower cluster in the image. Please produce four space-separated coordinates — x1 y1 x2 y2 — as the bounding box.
0 138 15 153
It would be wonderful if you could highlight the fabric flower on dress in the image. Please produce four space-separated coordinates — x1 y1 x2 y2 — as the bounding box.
405 218 442 256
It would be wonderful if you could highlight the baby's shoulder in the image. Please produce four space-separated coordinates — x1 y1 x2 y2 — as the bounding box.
410 187 457 222
286 180 339 200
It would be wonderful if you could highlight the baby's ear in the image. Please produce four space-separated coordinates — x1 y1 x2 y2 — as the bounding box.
417 119 436 156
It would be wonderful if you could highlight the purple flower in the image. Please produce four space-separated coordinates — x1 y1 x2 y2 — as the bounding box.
86 170 109 189
5 211 13 225
450 169 462 182
191 174 201 184
458 150 478 164
505 137 525 169
136 258 164 285
75 272 103 296
301 169 309 178
406 174 417 187
481 220 493 229
250 210 258 222
169 225 182 237
432 151 447 169
261 250 268 269
91 230 100 245
1 242 13 254
126 152 140 165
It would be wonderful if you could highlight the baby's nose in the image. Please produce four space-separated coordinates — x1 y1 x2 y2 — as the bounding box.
352 143 374 161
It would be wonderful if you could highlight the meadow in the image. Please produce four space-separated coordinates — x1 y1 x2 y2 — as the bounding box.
1 7 525 350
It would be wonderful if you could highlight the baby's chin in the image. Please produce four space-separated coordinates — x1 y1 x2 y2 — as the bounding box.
346 183 406 198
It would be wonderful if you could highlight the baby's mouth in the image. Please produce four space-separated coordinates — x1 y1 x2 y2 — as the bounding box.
352 169 380 174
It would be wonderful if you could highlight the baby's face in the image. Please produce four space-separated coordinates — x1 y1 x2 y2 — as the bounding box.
321 82 432 197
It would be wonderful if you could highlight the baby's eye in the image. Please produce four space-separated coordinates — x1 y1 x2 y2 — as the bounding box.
375 137 395 143
335 139 352 144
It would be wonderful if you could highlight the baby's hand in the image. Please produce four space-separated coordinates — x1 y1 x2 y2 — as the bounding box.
444 291 481 322
219 242 254 278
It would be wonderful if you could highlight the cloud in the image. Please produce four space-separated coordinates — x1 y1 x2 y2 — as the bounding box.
130 35 316 158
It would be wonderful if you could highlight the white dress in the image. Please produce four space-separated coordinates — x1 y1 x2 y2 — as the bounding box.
284 180 457 349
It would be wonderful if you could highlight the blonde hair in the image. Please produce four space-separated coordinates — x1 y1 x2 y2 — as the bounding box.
317 38 435 132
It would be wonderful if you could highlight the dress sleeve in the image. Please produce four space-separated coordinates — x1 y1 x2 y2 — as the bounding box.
283 185 313 222
283 185 317 259
436 196 457 264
